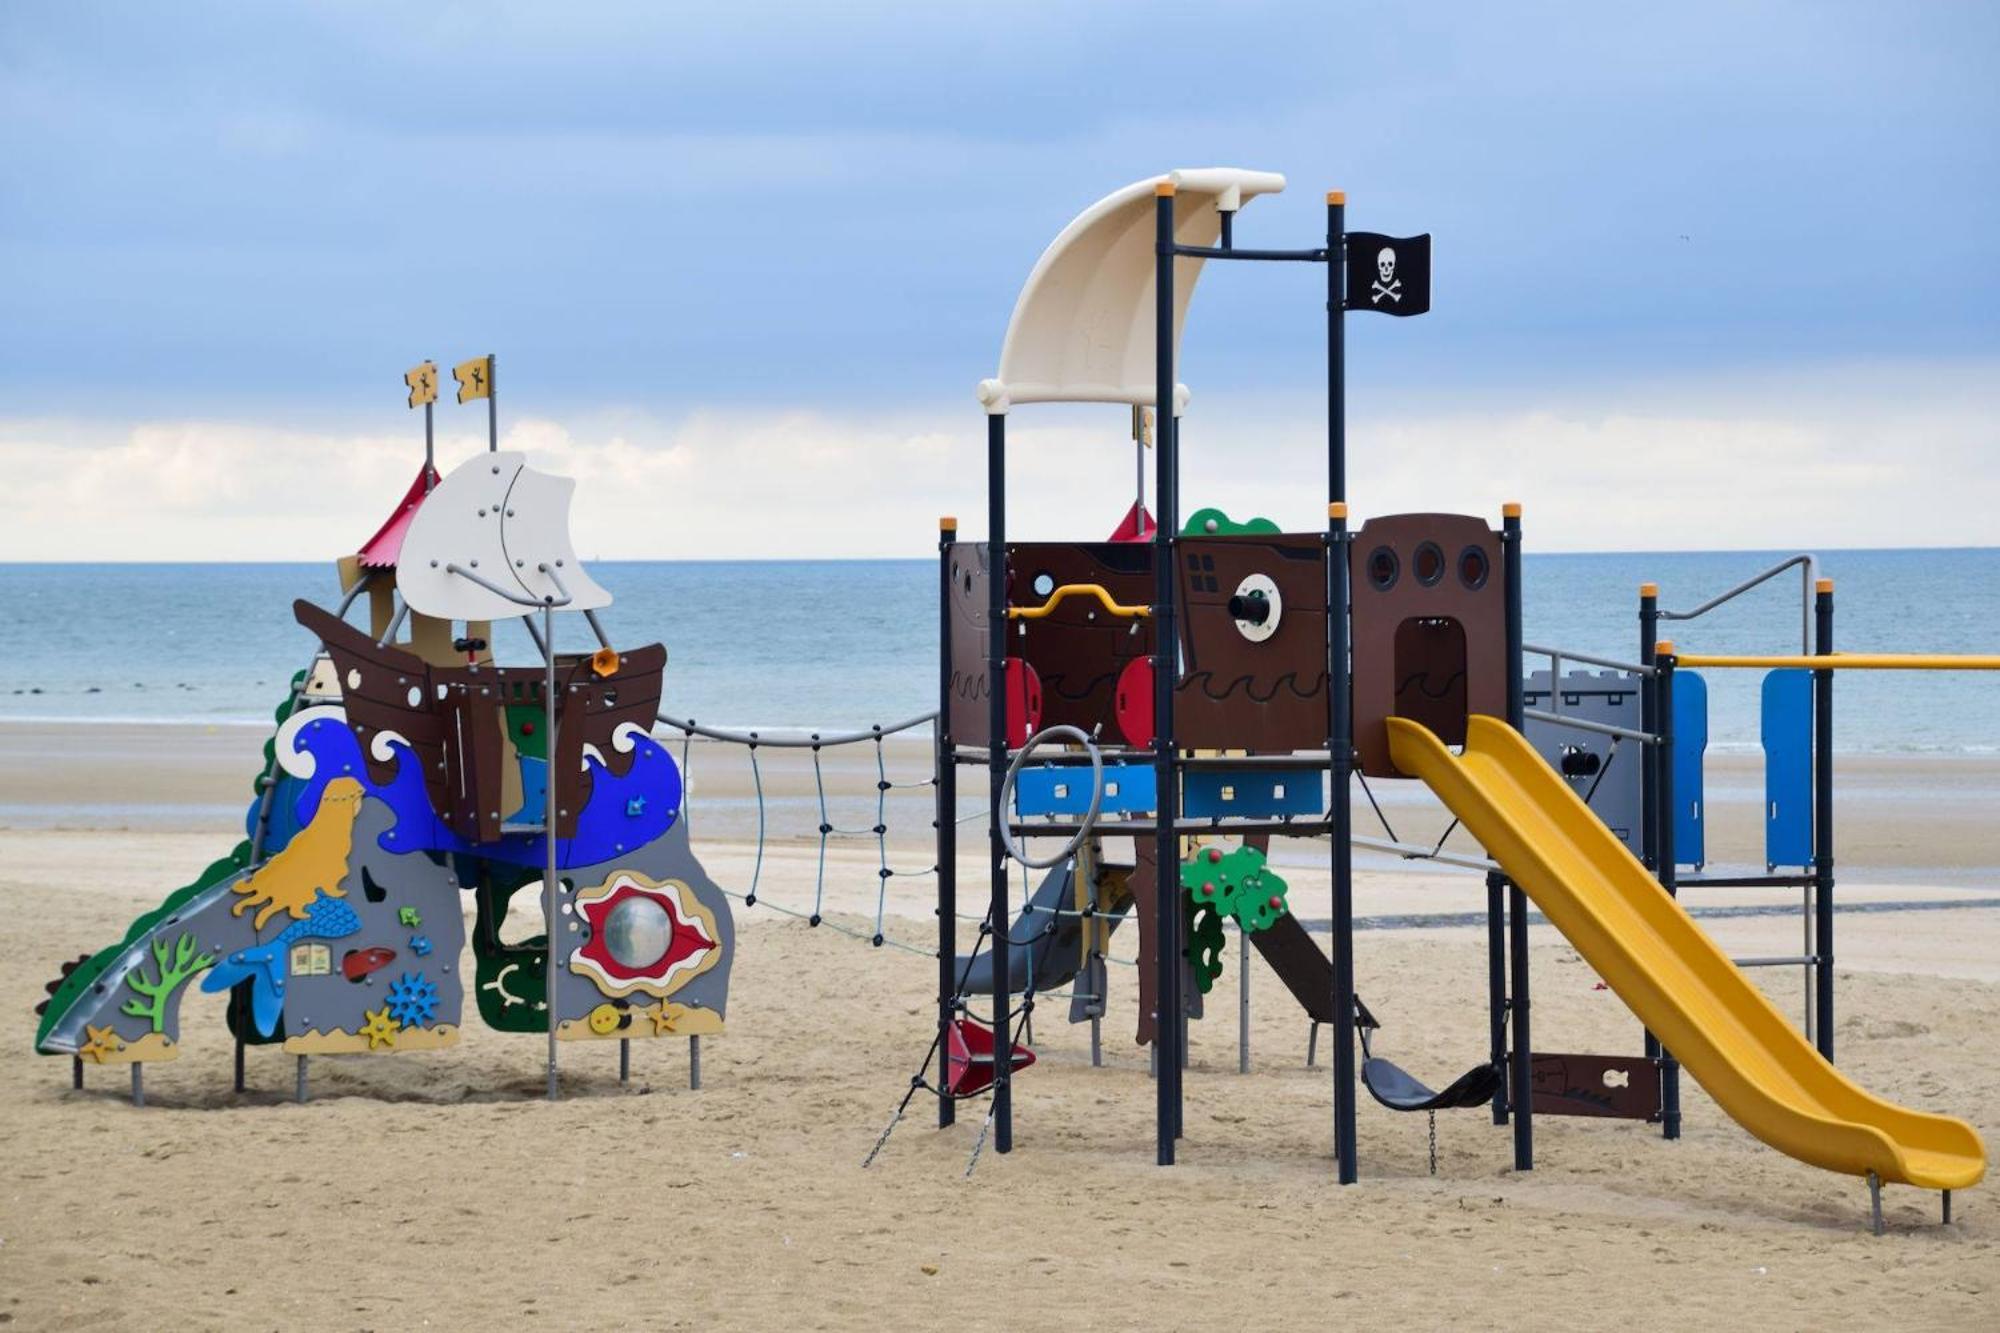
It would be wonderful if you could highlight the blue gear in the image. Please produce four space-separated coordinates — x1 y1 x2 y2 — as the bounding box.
385 971 439 1029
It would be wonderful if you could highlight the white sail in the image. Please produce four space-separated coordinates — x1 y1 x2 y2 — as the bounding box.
396 451 612 622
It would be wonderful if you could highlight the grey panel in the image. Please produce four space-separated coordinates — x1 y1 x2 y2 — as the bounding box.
1522 669 1645 856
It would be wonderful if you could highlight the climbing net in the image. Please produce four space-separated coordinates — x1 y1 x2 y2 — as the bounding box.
654 710 946 958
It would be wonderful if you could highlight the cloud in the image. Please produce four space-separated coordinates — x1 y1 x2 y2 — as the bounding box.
3 357 1993 561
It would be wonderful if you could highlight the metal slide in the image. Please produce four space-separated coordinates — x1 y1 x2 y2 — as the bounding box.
1387 714 1985 1191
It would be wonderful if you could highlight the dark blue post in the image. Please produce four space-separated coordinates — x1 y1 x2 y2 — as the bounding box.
1326 189 1358 1184
1639 584 1663 1084
1152 181 1181 1165
1501 503 1532 1170
937 516 959 1128
1813 579 1835 1060
1655 644 1682 1140
986 414 1011 1152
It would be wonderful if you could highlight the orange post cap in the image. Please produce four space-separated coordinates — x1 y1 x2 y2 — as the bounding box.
1640 582 1659 598
1155 181 1177 197
940 516 958 532
1656 640 1675 656
1328 502 1349 520
1327 190 1346 205
1502 502 1522 518
1816 577 1834 593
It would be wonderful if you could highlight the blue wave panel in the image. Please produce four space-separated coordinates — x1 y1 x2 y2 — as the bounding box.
1182 769 1324 820
1013 763 1156 816
1672 672 1708 867
1761 669 1814 868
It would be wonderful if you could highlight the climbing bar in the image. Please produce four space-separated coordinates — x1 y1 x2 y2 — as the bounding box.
1006 583 1151 621
1668 652 2000 671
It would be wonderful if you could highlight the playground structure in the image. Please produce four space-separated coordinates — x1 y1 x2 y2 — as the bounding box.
34 357 737 1100
20 174 1995 1237
884 167 1989 1230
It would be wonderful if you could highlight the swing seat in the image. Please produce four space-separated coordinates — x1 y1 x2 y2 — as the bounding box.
1361 1056 1501 1113
943 1017 1036 1098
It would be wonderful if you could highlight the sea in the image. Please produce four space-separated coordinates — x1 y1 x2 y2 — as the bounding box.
1 551 1996 755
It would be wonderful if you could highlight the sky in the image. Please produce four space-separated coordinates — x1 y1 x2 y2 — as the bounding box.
2 1 1996 559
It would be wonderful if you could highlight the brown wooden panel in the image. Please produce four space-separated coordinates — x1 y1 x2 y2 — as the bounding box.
1530 1051 1662 1120
1348 514 1506 778
1174 536 1329 751
1008 542 1155 741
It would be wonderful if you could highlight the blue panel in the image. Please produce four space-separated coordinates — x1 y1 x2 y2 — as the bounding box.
1671 672 1707 868
1182 768 1325 820
1761 669 1814 868
1014 763 1156 817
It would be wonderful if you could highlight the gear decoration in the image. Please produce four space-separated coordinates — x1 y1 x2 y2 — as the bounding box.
385 972 439 1029
567 869 721 1000
408 934 434 957
359 1005 401 1050
1179 844 1291 993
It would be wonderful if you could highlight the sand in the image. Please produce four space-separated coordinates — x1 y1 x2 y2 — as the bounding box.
1 722 1996 1329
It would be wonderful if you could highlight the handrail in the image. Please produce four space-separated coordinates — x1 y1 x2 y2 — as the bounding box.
1655 553 1817 654
655 711 937 748
1007 583 1151 621
1669 652 2000 671
1522 642 1654 678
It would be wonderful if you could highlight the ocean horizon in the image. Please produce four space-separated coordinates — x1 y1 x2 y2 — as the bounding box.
2 549 1996 755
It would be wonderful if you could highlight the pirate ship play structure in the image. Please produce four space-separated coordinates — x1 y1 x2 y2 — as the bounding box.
34 357 733 1100
874 167 1989 1232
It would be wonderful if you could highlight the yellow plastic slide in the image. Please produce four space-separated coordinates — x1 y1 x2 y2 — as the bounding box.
1387 715 1985 1191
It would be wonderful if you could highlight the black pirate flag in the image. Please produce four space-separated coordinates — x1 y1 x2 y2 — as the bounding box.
1344 232 1430 315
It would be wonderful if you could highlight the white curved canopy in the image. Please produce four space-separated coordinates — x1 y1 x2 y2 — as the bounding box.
397 451 611 622
976 167 1286 415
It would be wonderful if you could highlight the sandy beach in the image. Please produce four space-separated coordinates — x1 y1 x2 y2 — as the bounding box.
2 721 1996 1328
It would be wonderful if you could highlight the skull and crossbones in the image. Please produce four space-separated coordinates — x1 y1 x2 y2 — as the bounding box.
1370 247 1402 304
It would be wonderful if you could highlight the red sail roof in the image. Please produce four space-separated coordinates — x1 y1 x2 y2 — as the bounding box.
357 465 442 568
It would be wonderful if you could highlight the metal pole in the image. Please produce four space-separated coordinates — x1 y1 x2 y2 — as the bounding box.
937 517 960 1128
1152 181 1182 1164
295 1053 309 1104
423 396 435 489
72 1055 83 1091
619 1037 630 1085
1502 505 1532 1170
1238 927 1250 1074
233 1035 246 1092
1327 190 1357 1184
689 1034 702 1090
487 353 499 452
544 600 560 1101
1813 579 1836 1060
985 413 1012 1153
131 1063 144 1108
1639 583 1663 1076
1656 649 1682 1139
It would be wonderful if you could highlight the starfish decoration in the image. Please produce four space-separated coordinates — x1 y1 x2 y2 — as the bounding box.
79 1024 124 1064
359 1005 401 1050
648 1003 679 1036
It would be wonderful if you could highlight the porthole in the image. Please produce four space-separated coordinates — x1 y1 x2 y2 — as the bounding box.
1365 545 1399 592
1457 545 1491 591
1413 541 1445 587
1032 571 1056 598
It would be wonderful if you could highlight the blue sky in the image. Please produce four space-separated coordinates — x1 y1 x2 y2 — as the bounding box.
2 2 1996 557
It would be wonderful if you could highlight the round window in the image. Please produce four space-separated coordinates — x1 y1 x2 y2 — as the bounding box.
1413 541 1445 587
1366 546 1399 592
1457 545 1491 591
603 895 671 969
1032 571 1056 598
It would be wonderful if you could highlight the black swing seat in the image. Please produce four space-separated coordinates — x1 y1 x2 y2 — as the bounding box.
1355 995 1502 1113
1360 1056 1502 1113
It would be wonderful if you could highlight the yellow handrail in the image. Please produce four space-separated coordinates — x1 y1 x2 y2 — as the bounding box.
1668 652 2000 671
1007 583 1152 621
